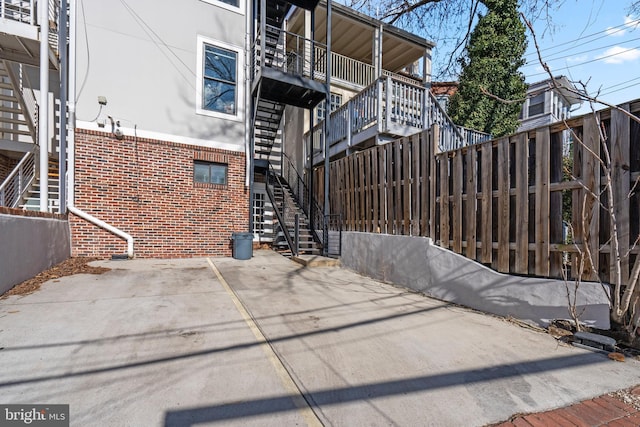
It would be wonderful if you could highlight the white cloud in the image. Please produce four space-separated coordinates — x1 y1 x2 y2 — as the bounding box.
624 15 640 29
597 46 640 64
605 27 626 37
605 16 639 37
567 55 588 63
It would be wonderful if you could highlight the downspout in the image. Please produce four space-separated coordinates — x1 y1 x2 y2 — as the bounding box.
66 0 134 258
39 0 49 212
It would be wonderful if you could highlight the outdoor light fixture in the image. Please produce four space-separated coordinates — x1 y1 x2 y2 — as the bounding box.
108 116 124 140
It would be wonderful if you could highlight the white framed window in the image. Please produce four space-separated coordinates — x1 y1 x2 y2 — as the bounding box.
199 0 245 15
528 92 545 117
196 36 244 122
315 93 342 124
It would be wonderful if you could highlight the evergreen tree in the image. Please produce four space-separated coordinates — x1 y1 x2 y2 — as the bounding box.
447 0 527 137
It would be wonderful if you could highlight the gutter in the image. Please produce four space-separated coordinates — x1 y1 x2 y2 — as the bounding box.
66 0 134 258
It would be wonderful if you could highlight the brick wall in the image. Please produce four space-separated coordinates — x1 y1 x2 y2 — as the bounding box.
0 154 19 183
70 129 248 258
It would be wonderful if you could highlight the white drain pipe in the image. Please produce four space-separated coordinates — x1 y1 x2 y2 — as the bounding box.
66 0 134 258
39 0 49 212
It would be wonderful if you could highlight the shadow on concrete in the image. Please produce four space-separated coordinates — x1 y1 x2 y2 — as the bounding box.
162 352 611 426
0 292 413 353
0 301 447 388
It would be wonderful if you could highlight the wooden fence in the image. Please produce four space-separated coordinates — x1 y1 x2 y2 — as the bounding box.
315 101 640 282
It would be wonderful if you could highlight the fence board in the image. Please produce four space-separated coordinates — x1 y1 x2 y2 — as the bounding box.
364 149 372 232
421 130 430 236
466 148 478 260
481 141 493 263
385 143 393 234
497 138 510 272
452 151 463 253
403 138 411 234
395 141 402 234
378 145 386 233
412 133 420 236
358 152 365 230
515 133 529 274
430 127 439 238
372 147 379 232
440 153 450 248
610 105 631 285
582 115 600 281
535 128 550 276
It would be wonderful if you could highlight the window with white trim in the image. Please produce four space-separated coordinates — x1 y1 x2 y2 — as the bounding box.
196 37 243 121
528 93 545 117
315 93 342 124
203 44 237 115
198 0 245 15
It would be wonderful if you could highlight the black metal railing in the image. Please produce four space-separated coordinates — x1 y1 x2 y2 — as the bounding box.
324 214 342 257
282 154 325 247
265 162 299 256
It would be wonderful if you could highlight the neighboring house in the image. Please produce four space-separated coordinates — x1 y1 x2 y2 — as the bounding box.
517 76 582 132
0 0 486 258
428 76 582 134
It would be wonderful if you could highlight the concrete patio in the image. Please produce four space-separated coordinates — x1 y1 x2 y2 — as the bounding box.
0 250 638 426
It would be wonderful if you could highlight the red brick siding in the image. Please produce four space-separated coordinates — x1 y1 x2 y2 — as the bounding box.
70 129 248 258
0 154 19 183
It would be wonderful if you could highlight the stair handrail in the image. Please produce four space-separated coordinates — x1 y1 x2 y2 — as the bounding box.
3 60 38 144
0 150 36 208
265 162 298 256
281 152 325 248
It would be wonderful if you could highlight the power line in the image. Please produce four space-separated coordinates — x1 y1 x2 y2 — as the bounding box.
522 35 640 69
523 17 640 60
527 44 640 78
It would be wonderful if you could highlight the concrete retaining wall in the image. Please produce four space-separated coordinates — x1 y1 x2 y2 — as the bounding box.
341 232 611 329
0 213 70 294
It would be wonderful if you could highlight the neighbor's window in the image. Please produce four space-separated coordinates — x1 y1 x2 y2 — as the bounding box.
203 44 237 115
194 161 227 185
528 93 545 117
315 93 342 124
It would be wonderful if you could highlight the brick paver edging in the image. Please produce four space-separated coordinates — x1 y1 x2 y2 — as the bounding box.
492 386 640 427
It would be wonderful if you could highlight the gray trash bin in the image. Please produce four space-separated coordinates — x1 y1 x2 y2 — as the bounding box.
231 232 253 260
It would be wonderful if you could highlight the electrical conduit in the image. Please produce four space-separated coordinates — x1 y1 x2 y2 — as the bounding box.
67 0 134 258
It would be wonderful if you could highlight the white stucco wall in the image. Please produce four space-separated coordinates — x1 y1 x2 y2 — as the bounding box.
75 0 247 152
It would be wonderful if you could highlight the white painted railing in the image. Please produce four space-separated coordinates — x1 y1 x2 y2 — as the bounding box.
0 151 36 208
2 60 39 143
0 0 33 24
314 46 375 88
308 75 491 158
0 0 61 52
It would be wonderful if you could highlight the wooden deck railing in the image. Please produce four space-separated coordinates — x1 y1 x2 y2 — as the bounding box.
307 75 490 161
315 100 640 283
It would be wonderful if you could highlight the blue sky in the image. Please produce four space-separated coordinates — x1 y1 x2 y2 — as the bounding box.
520 0 640 114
